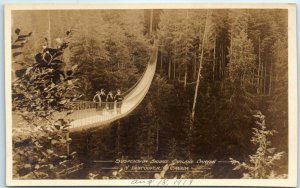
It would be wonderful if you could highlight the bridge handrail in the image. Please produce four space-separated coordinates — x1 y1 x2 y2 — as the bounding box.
67 46 158 111
122 46 157 98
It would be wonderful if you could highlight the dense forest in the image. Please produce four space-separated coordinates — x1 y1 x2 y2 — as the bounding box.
11 9 288 179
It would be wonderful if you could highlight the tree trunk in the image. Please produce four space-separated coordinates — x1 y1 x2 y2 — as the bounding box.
193 52 197 79
173 59 176 80
184 10 189 91
230 33 233 56
257 36 261 95
160 52 163 72
260 61 264 95
222 45 225 80
241 73 244 87
191 10 209 122
264 61 267 95
269 58 273 95
184 69 187 91
147 128 151 158
251 69 255 85
168 59 171 79
47 10 51 47
219 43 222 80
156 123 159 152
85 131 89 158
213 34 216 82
150 9 153 36
116 122 121 157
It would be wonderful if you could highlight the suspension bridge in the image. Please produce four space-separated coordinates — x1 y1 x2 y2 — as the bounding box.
66 46 158 132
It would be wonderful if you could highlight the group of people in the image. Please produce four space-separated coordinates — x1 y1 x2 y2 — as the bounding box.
93 89 123 114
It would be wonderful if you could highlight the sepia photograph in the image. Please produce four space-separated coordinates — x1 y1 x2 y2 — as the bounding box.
5 4 297 186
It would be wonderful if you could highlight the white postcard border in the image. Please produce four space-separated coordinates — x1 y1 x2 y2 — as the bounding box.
5 3 297 187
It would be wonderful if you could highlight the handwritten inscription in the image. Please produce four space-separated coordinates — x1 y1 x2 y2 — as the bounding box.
131 179 194 186
131 179 155 186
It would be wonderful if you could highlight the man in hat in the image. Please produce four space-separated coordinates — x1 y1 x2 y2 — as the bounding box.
106 91 115 114
114 89 123 114
99 89 106 111
93 91 101 111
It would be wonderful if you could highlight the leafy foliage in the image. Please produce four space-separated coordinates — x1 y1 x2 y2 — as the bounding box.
230 111 287 179
12 30 81 112
11 28 33 79
12 30 82 179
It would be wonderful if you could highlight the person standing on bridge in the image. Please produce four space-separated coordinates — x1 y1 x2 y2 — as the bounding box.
99 89 106 111
106 91 114 114
114 89 123 114
93 91 101 111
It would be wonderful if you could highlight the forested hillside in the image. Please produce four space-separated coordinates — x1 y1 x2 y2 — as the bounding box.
12 10 151 99
11 9 288 179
